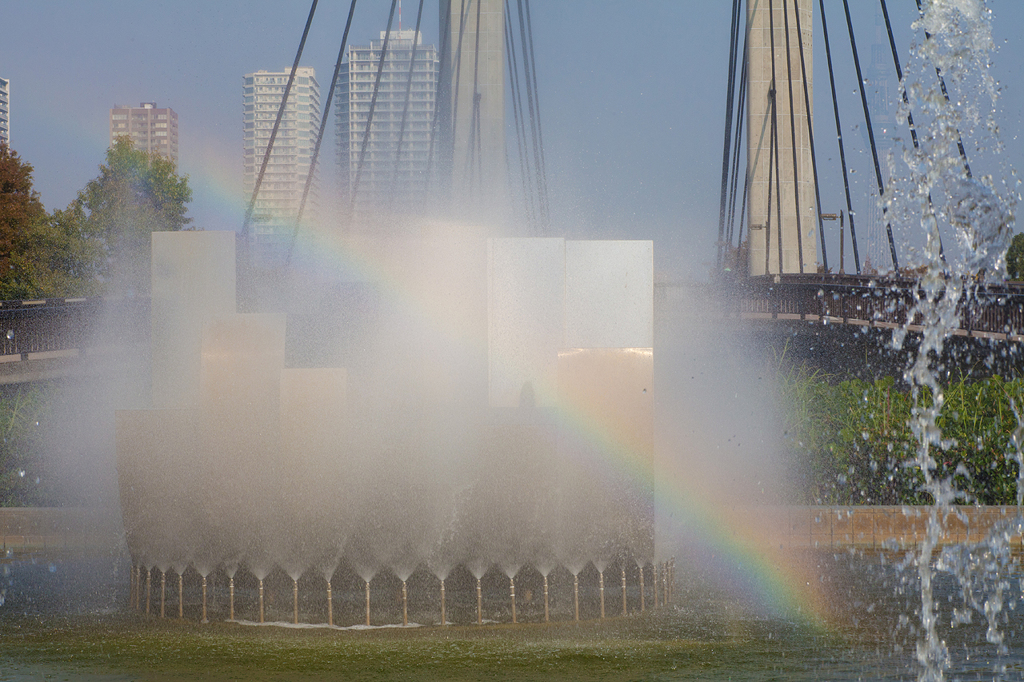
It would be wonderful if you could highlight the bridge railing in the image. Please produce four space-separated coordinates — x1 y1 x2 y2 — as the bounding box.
737 274 1024 340
0 297 149 358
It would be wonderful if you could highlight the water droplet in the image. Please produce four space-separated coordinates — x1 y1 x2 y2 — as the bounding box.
18 470 25 478
48 563 57 573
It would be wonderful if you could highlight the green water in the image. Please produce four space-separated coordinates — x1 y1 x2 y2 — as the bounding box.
1 612 876 682
3 551 1023 681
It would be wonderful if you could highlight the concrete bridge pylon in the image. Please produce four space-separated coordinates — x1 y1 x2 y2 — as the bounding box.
746 0 817 275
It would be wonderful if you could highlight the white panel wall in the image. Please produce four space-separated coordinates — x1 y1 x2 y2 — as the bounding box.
151 231 236 408
487 238 564 407
565 240 653 349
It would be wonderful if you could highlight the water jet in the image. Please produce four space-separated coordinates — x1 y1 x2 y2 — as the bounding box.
439 578 446 626
326 578 333 627
621 566 627 616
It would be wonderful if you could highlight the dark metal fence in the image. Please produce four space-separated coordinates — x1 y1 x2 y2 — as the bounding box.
0 297 149 358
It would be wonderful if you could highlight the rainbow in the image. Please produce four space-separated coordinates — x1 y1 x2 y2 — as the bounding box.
281 223 835 628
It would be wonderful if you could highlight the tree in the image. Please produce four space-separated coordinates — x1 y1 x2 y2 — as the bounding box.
17 202 104 297
75 137 193 295
1006 232 1024 280
0 143 48 298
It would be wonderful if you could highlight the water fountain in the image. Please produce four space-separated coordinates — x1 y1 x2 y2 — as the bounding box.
3 3 1022 679
116 230 657 627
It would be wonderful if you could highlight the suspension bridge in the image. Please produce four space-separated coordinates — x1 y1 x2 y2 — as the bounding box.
5 0 1023 386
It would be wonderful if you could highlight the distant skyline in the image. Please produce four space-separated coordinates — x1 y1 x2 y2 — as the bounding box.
3 1 1023 280
109 102 179 164
243 67 321 242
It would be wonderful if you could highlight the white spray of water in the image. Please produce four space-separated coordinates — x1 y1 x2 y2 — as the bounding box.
886 1 1018 679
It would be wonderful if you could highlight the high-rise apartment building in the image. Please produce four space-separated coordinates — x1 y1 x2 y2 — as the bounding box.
336 30 438 212
0 78 9 145
243 67 321 242
109 103 179 163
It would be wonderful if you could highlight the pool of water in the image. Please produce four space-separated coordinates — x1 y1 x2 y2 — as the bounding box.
2 549 1023 681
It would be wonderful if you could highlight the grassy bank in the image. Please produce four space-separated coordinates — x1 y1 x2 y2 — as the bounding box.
781 371 1024 505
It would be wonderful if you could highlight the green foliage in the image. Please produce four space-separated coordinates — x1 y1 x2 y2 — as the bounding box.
1007 232 1024 280
73 137 193 295
14 202 105 298
0 143 48 298
781 371 1024 505
0 385 56 507
0 140 184 299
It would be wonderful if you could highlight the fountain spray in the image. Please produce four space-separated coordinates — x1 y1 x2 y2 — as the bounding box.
599 570 605 619
402 580 408 626
652 563 659 607
663 557 671 602
439 578 446 626
258 578 265 624
476 577 482 625
543 574 549 622
621 566 627 616
326 579 333 627
639 564 645 612
130 563 137 610
573 573 580 621
509 577 517 624
178 573 183 619
293 578 299 625
364 579 371 626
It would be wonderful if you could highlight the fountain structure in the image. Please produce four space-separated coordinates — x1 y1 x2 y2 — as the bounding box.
116 229 657 624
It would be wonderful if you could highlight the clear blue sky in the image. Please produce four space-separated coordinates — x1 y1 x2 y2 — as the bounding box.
3 1 1022 279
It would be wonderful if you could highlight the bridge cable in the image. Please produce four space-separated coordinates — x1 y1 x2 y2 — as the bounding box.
728 0 761 269
764 83 777 276
841 0 899 271
522 0 550 227
516 0 549 229
791 0 829 273
288 0 360 265
242 0 318 240
817 0 861 273
768 0 785 273
464 0 484 194
782 0 806 273
503 0 538 229
727 4 758 258
772 93 785 275
422 2 453 198
716 0 743 270
448 0 471 186
351 0 400 210
724 32 749 254
908 0 973 179
879 0 947 262
390 0 427 209
738 90 774 267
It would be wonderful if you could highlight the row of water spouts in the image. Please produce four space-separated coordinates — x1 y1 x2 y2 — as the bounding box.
127 559 676 626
